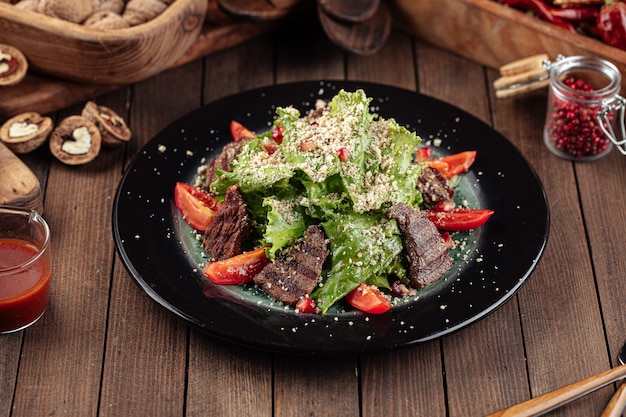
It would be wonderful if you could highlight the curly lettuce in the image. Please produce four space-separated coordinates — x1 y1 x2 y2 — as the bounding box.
209 89 423 312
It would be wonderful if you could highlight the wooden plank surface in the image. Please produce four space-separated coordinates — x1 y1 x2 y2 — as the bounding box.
1 16 624 417
490 77 612 415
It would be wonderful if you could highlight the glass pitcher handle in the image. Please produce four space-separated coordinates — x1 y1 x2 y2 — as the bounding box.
598 95 626 155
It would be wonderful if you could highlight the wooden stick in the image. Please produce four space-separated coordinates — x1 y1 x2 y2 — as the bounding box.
600 381 626 417
499 53 549 77
486 363 626 417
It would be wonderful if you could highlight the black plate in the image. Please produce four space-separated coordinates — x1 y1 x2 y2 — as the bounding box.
112 81 549 355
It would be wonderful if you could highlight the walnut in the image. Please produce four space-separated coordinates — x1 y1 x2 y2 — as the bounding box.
38 0 93 23
0 112 52 154
81 101 131 147
84 11 130 29
91 0 124 14
49 116 101 165
0 43 28 86
122 0 167 25
13 0 39 10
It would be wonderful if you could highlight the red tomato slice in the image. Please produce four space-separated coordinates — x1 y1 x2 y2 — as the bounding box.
425 150 477 179
345 283 392 314
230 120 256 142
426 208 494 232
203 247 269 285
174 182 221 231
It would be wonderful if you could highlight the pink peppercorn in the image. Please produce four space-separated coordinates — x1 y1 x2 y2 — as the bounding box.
544 76 611 160
543 56 622 161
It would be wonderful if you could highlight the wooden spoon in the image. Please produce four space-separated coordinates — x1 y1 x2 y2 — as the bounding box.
318 0 380 23
318 1 391 55
0 141 42 213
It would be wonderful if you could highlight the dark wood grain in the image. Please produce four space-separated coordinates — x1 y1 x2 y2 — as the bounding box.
2 21 624 417
10 103 121 417
489 69 613 416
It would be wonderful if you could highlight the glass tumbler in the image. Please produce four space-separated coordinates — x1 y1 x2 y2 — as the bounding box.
543 55 626 161
0 206 52 333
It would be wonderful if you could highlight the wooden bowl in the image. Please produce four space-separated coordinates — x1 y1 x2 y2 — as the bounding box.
0 0 207 84
390 0 626 92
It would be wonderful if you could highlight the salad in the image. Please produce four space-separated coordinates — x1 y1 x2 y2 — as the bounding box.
174 89 493 315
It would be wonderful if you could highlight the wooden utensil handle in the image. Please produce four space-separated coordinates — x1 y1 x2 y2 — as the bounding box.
601 381 626 417
486 363 626 417
499 53 549 77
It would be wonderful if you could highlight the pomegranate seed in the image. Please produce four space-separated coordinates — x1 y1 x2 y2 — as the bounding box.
295 296 318 314
300 140 318 152
271 125 284 143
338 147 350 162
261 137 278 155
414 147 433 162
434 200 455 212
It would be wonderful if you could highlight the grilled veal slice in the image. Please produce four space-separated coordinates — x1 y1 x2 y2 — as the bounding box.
253 225 328 305
202 185 251 261
388 203 452 288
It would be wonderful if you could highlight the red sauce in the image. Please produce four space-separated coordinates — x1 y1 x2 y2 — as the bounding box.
0 239 51 333
0 56 19 78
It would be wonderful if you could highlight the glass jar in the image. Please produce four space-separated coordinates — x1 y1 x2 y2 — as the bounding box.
543 55 626 161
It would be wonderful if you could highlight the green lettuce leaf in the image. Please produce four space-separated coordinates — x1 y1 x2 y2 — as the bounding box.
312 212 405 313
262 196 307 259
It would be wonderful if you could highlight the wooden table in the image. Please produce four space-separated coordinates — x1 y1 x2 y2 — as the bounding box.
2 19 626 417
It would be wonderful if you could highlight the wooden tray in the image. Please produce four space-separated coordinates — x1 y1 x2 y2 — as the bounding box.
0 19 279 120
390 0 626 92
0 0 207 84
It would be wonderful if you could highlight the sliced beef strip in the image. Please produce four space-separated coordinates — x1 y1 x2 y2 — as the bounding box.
253 225 328 305
202 185 251 261
417 165 455 205
388 203 452 289
205 140 246 186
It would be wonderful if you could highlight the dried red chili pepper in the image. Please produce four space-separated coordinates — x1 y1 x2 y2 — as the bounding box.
597 1 626 51
550 5 599 21
500 0 578 31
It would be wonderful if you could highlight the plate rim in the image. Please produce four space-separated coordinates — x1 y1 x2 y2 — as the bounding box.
112 80 550 354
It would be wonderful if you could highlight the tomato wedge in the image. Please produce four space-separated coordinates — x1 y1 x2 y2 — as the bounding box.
230 120 256 142
174 182 221 231
345 283 392 314
203 247 269 285
425 150 477 179
426 208 494 232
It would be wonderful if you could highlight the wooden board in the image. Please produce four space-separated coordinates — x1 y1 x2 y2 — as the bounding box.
0 20 278 120
0 141 42 213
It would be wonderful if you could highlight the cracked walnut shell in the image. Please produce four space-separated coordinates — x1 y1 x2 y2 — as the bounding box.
0 112 53 154
0 43 28 86
81 101 131 147
38 0 94 23
49 116 101 165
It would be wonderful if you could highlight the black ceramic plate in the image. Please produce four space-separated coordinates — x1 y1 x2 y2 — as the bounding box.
113 81 549 354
